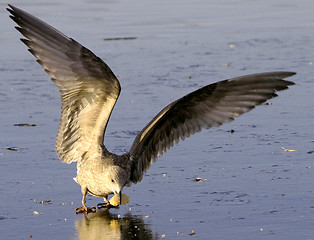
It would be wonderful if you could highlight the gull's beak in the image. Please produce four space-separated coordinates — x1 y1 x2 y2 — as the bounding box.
119 191 122 205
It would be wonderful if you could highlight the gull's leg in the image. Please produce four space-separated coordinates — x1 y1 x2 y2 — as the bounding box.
76 187 96 214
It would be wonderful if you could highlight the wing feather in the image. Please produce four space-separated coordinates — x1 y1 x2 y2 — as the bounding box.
8 5 120 163
129 72 295 183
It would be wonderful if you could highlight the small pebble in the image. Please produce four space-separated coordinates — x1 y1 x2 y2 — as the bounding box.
263 102 272 105
193 178 207 182
6 147 19 151
33 211 43 215
39 200 51 205
189 230 195 236
14 123 36 127
282 147 296 152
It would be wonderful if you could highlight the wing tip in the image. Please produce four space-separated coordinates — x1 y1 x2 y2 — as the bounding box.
7 4 15 14
278 71 296 85
7 4 23 20
282 71 296 77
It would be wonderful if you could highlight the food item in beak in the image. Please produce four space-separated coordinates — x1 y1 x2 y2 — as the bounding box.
109 193 129 206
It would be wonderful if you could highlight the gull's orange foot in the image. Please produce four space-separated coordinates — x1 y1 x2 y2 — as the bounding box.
97 202 118 209
75 205 96 214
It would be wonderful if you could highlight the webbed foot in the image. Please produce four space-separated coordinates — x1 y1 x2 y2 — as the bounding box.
75 205 96 214
97 202 119 209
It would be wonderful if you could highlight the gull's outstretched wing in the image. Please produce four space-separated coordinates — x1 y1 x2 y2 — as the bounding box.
129 72 295 183
8 5 121 163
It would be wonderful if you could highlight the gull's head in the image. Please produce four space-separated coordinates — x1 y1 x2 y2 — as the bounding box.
106 166 128 198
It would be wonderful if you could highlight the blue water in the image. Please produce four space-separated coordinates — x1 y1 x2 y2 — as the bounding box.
0 0 313 239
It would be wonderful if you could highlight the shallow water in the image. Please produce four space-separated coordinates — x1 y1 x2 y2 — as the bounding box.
1 0 313 239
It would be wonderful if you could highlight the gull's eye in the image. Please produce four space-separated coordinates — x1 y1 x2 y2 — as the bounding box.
111 179 115 183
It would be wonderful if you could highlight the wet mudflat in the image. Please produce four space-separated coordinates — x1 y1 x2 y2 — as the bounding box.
1 0 313 239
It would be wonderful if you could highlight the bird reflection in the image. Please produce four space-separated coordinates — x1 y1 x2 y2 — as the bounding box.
75 210 159 240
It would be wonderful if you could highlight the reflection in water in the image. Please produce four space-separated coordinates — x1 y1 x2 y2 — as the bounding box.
75 210 159 240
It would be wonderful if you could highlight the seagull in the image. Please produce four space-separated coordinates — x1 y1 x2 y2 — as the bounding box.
7 4 295 213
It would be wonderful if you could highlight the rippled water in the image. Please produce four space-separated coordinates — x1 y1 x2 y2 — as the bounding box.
1 0 313 239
